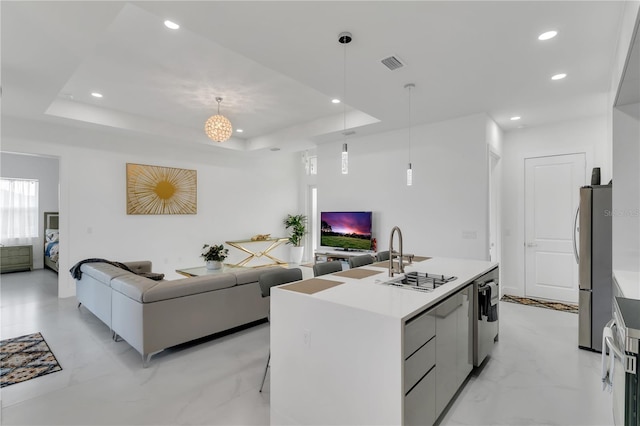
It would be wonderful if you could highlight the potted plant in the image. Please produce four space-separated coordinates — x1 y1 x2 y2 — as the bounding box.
201 243 229 270
283 214 307 264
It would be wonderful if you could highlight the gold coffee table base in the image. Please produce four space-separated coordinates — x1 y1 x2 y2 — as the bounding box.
225 237 288 267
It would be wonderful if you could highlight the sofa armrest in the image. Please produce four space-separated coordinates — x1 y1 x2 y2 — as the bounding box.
124 261 152 274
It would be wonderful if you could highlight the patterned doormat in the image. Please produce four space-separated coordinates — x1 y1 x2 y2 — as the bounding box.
0 332 62 388
501 295 579 314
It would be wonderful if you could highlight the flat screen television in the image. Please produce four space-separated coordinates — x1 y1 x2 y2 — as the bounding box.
320 211 373 251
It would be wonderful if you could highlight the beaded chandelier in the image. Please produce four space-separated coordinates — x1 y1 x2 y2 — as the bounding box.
204 97 233 142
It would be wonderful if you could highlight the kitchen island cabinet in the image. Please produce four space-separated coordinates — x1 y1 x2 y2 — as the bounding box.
271 257 497 426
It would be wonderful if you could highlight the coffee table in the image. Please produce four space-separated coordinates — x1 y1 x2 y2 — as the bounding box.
225 237 288 267
175 264 248 277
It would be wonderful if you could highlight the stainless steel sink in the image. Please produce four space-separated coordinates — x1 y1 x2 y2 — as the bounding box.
381 271 457 292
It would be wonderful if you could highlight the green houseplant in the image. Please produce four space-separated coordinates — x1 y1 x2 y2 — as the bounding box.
283 214 307 264
201 244 229 270
283 214 307 247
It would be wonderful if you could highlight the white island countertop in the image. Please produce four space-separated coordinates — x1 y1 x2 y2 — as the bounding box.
270 256 498 426
614 269 640 300
277 256 497 321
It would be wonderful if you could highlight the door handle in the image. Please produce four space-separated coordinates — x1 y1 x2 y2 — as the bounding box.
526 242 537 247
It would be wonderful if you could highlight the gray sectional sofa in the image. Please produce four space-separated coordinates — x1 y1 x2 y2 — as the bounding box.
75 261 280 366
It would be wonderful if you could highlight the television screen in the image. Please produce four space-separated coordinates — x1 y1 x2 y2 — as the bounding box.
320 211 373 251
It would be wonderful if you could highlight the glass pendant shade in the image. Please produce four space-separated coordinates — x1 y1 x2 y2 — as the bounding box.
407 163 413 186
205 97 233 142
342 143 349 174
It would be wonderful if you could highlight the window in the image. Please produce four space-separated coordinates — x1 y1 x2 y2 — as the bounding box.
303 152 317 175
1 178 39 240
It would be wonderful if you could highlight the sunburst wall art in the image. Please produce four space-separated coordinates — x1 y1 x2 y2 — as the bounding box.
126 163 197 215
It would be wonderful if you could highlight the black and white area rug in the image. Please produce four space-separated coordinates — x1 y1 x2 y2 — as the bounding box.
0 332 62 388
501 295 579 314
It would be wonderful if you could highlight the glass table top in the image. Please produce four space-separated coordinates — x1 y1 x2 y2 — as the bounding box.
175 264 250 277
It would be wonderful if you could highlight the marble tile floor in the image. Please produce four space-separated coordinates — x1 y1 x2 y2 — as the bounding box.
0 269 613 425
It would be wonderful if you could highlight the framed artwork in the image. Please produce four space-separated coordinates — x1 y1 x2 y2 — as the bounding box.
126 163 197 215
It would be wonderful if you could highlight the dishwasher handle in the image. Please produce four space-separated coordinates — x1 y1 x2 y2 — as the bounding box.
602 319 622 392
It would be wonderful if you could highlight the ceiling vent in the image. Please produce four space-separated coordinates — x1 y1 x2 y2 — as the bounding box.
380 55 405 71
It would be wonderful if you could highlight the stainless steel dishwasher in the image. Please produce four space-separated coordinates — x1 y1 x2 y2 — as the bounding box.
473 266 499 367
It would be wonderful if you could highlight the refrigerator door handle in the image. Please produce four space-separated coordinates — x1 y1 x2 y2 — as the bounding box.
572 205 580 264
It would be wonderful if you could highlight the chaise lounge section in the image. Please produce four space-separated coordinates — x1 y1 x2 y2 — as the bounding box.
75 261 280 366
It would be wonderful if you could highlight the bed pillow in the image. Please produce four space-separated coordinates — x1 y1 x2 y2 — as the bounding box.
45 229 59 242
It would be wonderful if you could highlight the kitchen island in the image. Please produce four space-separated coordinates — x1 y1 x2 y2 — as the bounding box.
270 256 498 426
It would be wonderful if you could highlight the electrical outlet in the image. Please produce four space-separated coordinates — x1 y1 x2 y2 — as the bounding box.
303 329 311 347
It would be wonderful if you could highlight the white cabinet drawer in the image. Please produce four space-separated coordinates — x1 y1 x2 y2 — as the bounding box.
404 336 435 394
404 308 435 357
404 366 436 426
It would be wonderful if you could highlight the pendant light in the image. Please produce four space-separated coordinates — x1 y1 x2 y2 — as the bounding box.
339 31 352 174
405 83 415 186
205 97 233 142
342 143 348 174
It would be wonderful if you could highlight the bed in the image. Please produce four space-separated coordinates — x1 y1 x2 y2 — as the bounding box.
44 211 59 273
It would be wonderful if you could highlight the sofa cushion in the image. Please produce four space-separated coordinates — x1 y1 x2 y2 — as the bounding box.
111 274 160 302
123 261 152 274
234 266 283 285
142 273 237 303
80 263 131 285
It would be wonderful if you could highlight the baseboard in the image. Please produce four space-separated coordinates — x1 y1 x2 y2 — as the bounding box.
500 286 524 298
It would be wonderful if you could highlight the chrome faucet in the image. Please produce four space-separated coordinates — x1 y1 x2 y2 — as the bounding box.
388 226 404 277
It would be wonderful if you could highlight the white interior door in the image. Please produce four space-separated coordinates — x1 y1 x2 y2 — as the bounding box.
524 153 585 303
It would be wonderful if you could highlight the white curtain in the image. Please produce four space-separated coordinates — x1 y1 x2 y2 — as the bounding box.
1 178 39 242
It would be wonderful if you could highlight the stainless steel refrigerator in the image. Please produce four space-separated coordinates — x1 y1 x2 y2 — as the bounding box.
575 184 612 352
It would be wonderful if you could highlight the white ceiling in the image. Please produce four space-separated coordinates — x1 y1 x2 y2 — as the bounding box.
1 1 627 155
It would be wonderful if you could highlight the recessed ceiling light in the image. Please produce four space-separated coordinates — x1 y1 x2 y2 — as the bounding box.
236 129 244 133
164 20 180 30
332 99 341 104
91 92 103 98
551 73 567 80
510 116 521 121
538 30 557 41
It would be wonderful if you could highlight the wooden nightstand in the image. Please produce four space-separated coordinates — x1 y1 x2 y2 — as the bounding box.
1 245 33 273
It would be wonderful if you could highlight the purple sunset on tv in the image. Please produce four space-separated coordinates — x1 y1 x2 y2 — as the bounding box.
320 211 372 251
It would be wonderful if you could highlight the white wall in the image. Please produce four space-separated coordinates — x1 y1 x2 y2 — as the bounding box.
606 2 640 186
501 115 609 297
316 113 492 261
2 119 299 298
612 103 640 272
1 153 60 269
486 120 504 268
611 6 640 273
